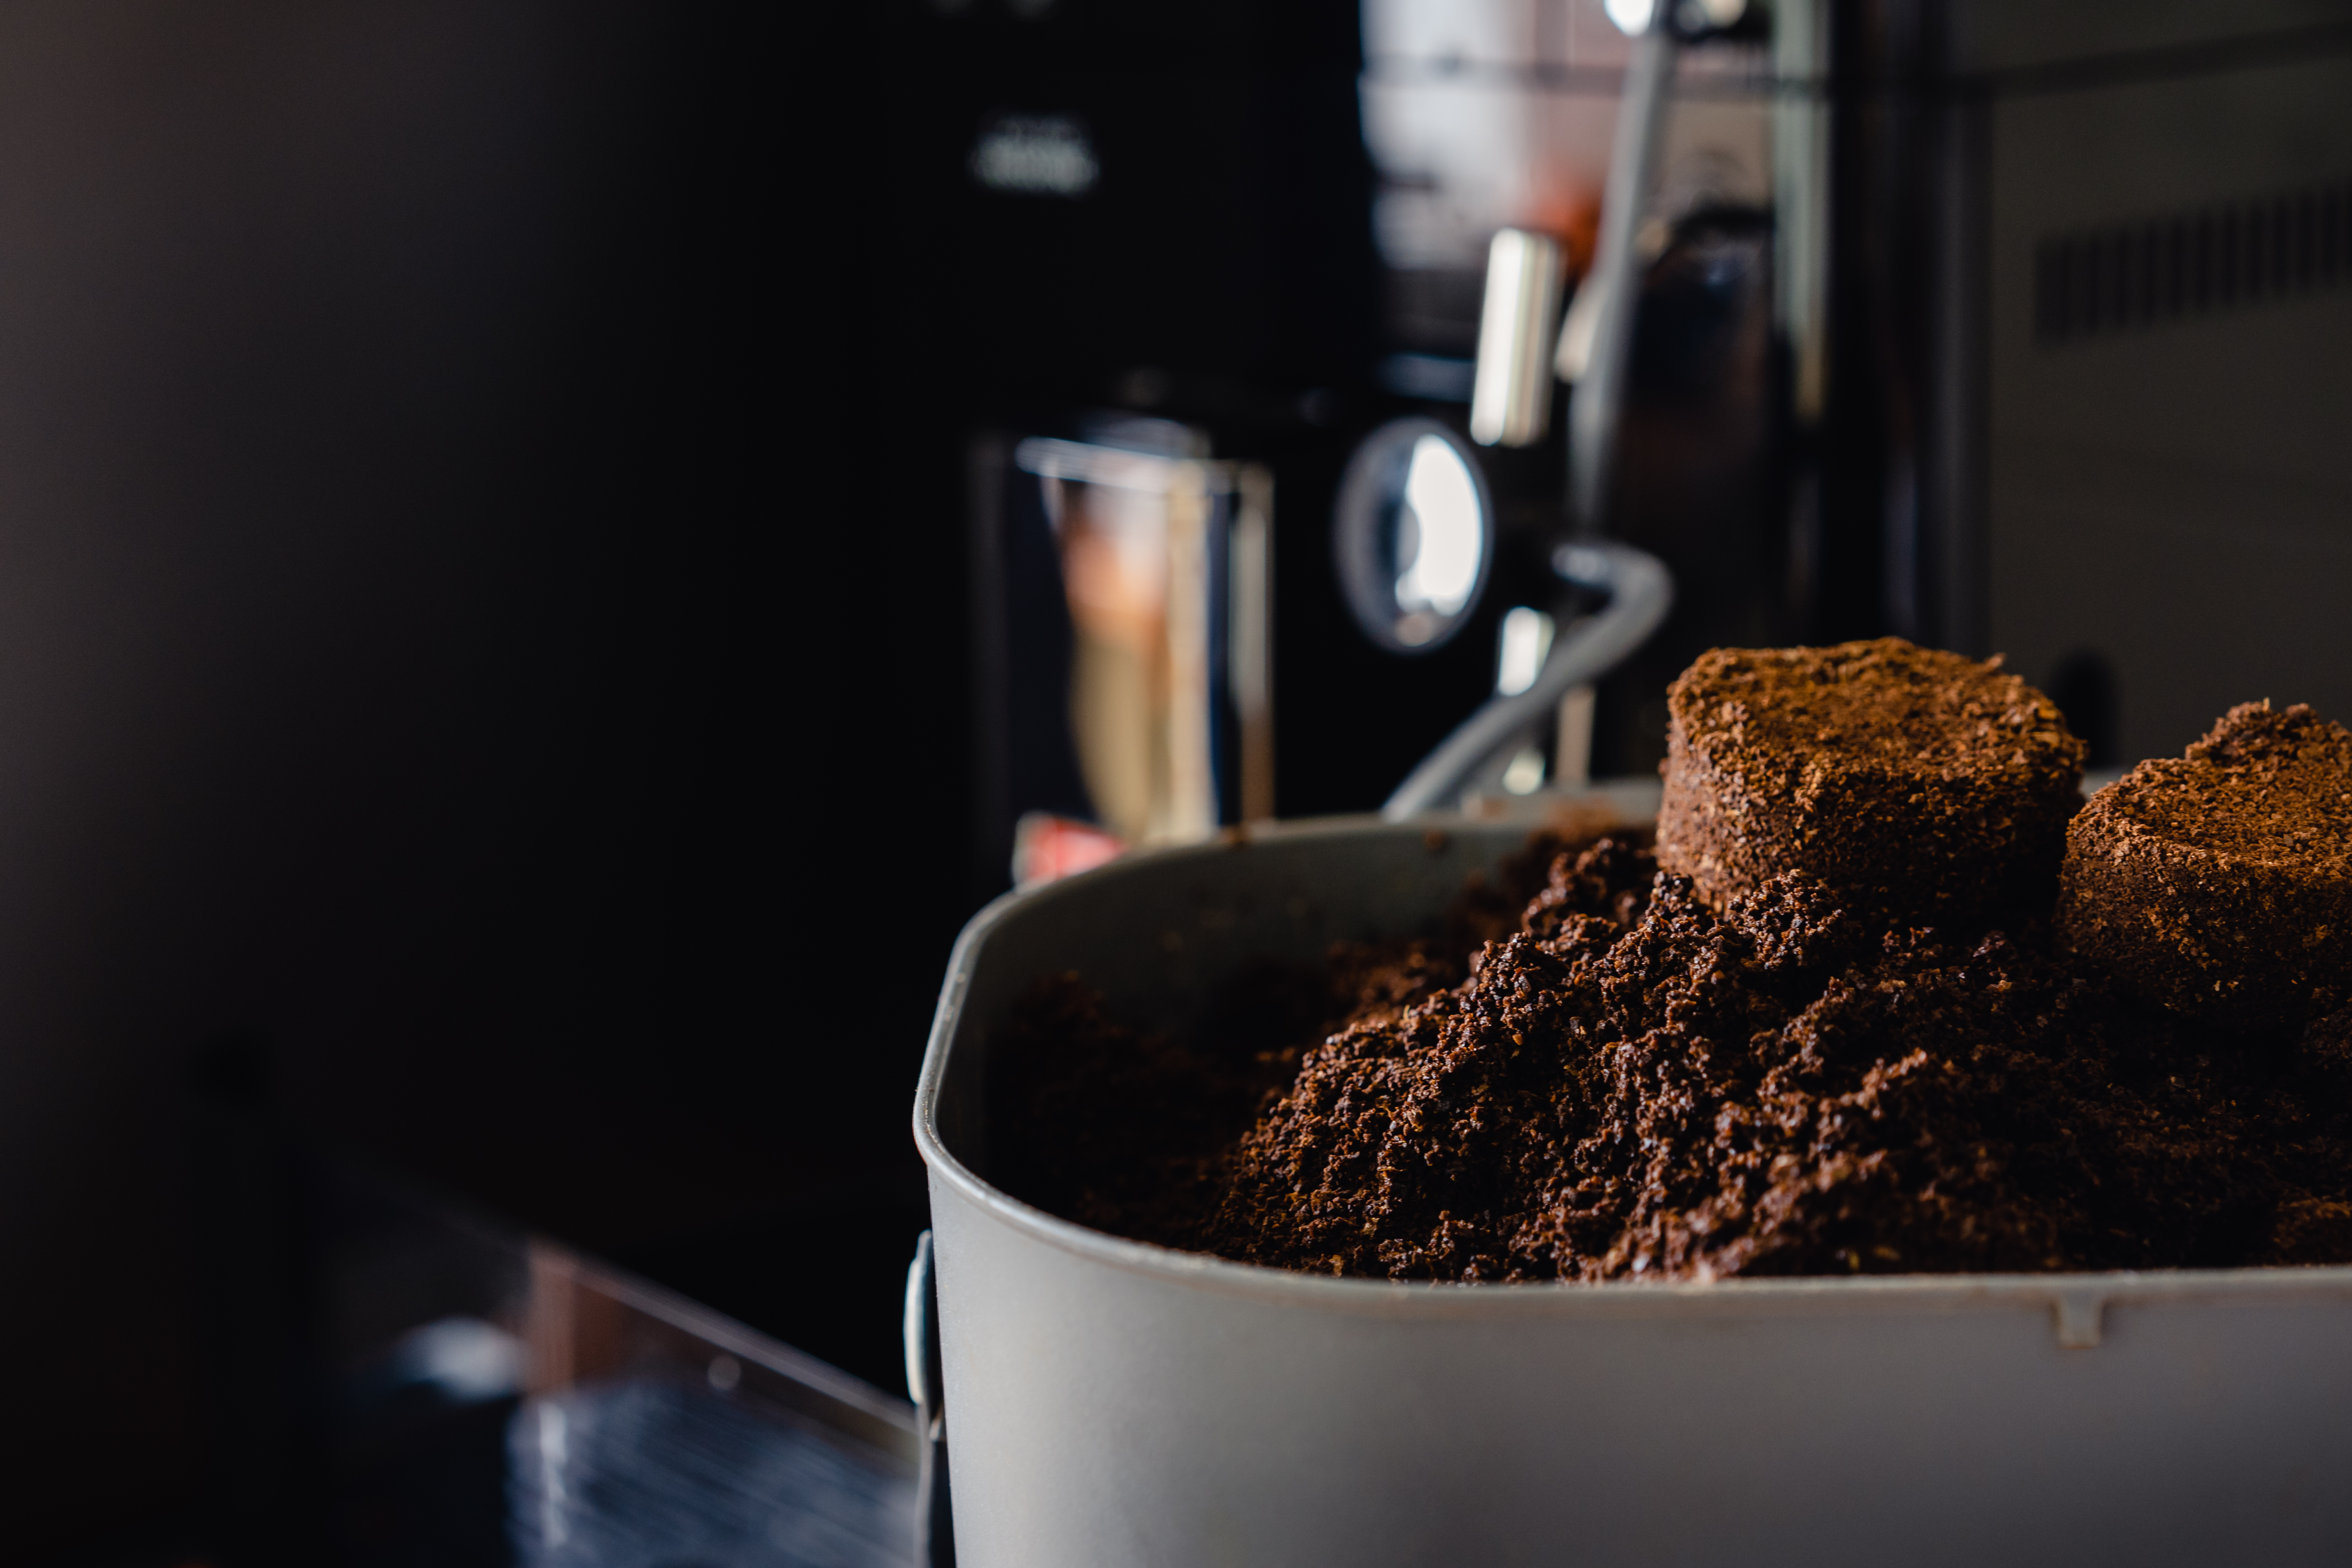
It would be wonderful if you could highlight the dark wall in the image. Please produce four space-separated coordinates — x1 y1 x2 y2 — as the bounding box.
0 3 906 1553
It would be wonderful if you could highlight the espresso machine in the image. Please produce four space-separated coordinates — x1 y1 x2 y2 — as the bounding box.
943 0 2352 886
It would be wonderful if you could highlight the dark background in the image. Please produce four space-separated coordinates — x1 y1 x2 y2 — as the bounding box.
0 0 1418 1558
0 2 904 1556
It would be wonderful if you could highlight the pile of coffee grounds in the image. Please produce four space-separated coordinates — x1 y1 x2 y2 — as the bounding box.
2062 701 2352 1031
1658 639 2085 924
989 828 2352 1281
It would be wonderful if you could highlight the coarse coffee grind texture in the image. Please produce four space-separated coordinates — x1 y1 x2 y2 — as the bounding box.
1657 638 2085 924
989 828 2352 1281
2061 701 2352 1032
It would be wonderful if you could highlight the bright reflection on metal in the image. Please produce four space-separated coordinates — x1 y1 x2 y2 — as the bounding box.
1333 417 1494 654
1608 0 1744 38
1394 436 1482 638
1605 0 1655 34
1495 606 1555 696
1501 745 1548 794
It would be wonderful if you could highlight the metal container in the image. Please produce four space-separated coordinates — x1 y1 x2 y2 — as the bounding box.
913 814 2352 1566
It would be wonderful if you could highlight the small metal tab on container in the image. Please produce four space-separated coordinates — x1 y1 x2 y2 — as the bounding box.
2053 1289 2106 1348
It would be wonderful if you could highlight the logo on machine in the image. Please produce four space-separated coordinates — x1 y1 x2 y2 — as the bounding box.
970 113 1099 198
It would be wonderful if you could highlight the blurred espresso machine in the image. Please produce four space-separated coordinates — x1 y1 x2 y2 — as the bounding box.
929 0 2352 890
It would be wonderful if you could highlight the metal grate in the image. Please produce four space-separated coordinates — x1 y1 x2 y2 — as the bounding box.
2034 178 2352 345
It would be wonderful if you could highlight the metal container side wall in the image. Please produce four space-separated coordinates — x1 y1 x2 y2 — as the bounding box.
916 818 2352 1567
931 1165 2352 1566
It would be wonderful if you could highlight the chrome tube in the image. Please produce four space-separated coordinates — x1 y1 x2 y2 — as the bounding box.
1566 25 1678 533
1381 540 1673 819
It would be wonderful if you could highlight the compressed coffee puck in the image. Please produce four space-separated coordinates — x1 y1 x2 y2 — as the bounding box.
2059 701 2352 1031
1657 637 2085 922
